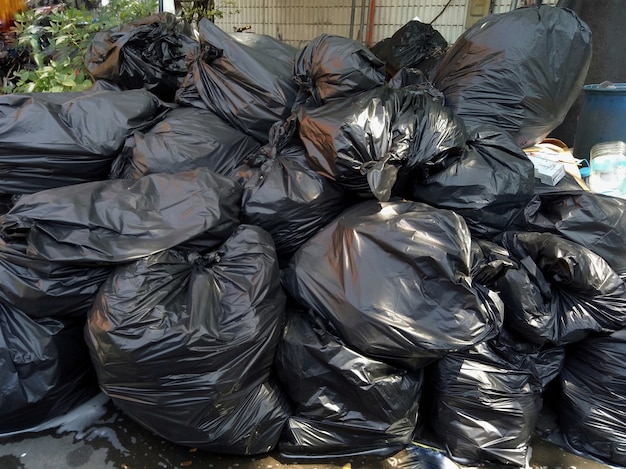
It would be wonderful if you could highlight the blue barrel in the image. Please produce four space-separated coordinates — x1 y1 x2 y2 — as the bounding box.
573 83 626 161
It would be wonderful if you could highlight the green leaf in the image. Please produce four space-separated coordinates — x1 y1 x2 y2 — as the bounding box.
55 35 69 45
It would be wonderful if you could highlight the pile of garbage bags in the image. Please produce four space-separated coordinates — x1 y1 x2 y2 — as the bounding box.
2 4 626 468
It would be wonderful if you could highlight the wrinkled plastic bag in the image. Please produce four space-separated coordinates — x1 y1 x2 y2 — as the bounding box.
110 106 260 179
1 168 242 264
275 308 422 458
85 225 289 455
370 20 448 80
403 128 535 237
0 237 111 319
492 231 626 346
0 305 98 434
84 12 199 102
0 88 168 195
297 86 466 201
511 190 626 275
559 327 626 467
282 199 503 371
293 33 385 107
176 18 298 144
231 118 345 261
433 5 591 148
431 329 564 467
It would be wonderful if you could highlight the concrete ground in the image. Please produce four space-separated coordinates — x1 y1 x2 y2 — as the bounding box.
0 392 618 469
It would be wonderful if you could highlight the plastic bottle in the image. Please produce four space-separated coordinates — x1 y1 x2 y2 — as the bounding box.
588 141 626 199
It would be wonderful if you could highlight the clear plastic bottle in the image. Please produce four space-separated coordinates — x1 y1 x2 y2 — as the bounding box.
588 141 626 199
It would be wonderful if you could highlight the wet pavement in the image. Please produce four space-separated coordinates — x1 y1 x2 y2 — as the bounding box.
0 392 619 469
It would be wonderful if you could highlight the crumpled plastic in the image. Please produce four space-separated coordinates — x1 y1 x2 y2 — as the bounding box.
1 167 242 264
282 199 503 371
433 4 592 149
84 12 199 102
404 128 536 237
85 224 289 455
231 118 345 262
0 88 168 195
275 308 423 458
431 328 565 467
175 18 298 144
110 105 260 179
293 33 385 107
0 305 99 434
297 86 467 201
559 327 626 467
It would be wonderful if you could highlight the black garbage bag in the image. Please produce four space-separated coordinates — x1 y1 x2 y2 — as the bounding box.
85 225 290 455
83 12 199 102
559 327 626 467
293 33 385 107
370 20 448 81
403 128 536 237
493 231 626 346
0 237 111 319
511 190 626 275
0 88 168 195
231 118 345 262
432 4 592 149
0 168 242 264
275 308 423 458
297 86 466 201
0 304 99 434
282 199 503 371
430 328 564 467
110 106 260 179
175 18 298 144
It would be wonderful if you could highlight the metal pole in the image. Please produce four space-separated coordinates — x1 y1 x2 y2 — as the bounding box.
349 0 357 39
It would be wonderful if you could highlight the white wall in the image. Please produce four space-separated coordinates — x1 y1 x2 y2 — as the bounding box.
214 0 558 47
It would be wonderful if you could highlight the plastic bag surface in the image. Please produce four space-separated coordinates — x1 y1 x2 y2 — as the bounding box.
232 118 345 261
282 199 503 370
111 106 260 179
175 18 298 144
275 309 422 457
0 88 168 195
85 225 289 454
493 231 626 346
1 168 242 264
0 306 98 433
433 5 592 148
293 33 385 107
404 128 535 237
84 12 199 102
431 329 564 467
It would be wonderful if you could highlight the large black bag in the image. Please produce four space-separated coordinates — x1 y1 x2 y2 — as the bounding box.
559 327 626 467
512 190 626 275
0 305 98 434
404 128 536 237
433 5 591 149
493 231 626 346
1 168 242 264
84 12 199 102
282 199 503 371
110 106 260 179
370 20 448 80
293 33 385 107
0 88 168 195
275 309 422 457
0 238 111 319
175 19 298 144
431 329 564 467
297 86 466 201
231 118 345 261
85 225 290 455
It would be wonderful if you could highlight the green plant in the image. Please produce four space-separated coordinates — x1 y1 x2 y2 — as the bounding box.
2 0 158 94
178 0 238 27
